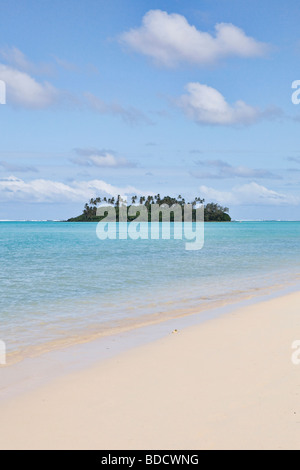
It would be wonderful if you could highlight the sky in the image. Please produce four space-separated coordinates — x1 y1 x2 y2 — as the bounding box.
1 0 300 220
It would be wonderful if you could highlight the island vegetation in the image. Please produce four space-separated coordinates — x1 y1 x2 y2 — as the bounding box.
67 194 231 222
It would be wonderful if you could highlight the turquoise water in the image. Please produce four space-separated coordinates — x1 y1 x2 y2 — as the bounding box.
1 221 300 358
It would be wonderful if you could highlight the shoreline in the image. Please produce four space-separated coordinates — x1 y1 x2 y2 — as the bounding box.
1 280 299 403
1 286 300 449
3 274 300 367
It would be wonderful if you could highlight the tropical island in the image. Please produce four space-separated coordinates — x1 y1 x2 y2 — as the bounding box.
67 195 231 222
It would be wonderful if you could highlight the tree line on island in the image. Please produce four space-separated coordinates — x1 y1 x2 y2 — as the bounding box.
67 194 231 222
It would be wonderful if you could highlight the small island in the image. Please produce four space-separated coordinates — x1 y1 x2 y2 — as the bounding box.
67 194 231 222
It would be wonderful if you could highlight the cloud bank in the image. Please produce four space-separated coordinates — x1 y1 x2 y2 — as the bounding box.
200 182 299 206
0 176 146 203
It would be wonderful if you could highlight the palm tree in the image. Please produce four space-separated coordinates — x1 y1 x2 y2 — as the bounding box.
195 196 205 204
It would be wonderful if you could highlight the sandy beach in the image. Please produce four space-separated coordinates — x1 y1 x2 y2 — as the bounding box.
0 290 300 450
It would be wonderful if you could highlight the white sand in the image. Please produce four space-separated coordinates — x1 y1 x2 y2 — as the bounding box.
0 290 300 450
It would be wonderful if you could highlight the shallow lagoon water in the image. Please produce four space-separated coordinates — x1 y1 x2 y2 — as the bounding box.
0 221 299 358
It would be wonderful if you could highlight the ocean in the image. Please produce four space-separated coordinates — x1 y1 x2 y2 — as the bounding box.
1 221 300 361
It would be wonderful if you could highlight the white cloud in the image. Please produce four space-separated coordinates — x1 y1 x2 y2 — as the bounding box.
0 161 38 173
192 159 280 179
53 56 80 73
72 149 135 168
0 176 146 203
120 10 268 67
200 182 299 206
88 154 127 167
54 56 100 76
286 156 300 164
84 92 152 125
177 82 260 125
0 46 54 75
0 64 59 108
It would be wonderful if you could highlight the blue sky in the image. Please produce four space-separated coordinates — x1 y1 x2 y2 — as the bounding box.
1 0 300 220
